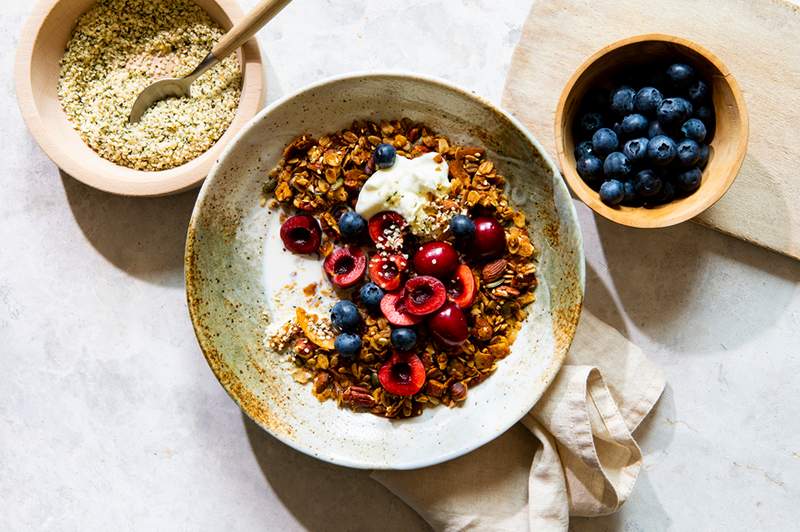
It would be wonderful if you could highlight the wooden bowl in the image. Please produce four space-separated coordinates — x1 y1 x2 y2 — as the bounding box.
554 34 748 228
15 0 264 197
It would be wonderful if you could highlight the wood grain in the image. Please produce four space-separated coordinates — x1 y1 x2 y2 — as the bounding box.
503 0 800 259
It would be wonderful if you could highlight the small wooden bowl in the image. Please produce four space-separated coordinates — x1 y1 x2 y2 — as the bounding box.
15 0 264 197
554 34 748 228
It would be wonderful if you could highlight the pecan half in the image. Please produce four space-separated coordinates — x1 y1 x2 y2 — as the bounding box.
343 386 376 409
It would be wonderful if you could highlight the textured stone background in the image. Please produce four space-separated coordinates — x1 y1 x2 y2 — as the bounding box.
2 0 799 530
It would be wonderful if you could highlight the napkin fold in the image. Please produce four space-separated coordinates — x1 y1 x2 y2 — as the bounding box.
372 312 665 531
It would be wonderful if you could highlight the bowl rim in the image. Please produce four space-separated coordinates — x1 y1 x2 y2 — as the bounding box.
554 33 750 228
185 70 586 469
14 0 264 197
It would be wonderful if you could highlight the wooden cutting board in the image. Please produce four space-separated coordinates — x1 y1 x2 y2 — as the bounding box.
503 0 800 260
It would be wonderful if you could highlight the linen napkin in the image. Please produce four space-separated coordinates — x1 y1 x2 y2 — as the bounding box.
371 311 665 531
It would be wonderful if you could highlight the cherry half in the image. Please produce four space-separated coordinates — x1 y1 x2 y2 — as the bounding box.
380 291 423 327
447 265 477 308
412 241 459 279
428 302 469 346
280 214 321 254
378 352 426 396
403 275 447 316
368 253 407 291
368 211 407 248
323 247 367 288
471 216 507 259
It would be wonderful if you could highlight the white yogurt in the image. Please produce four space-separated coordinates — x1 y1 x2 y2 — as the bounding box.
355 152 450 228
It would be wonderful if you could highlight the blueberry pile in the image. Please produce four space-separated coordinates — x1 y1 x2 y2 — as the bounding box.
573 62 715 207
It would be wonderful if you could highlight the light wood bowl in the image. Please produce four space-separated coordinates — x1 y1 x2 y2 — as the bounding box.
15 0 264 197
554 34 748 228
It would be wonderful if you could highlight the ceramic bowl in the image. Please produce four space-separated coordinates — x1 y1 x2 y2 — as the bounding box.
555 34 749 228
185 73 584 469
15 0 263 196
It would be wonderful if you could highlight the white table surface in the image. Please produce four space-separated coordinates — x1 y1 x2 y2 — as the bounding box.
2 0 799 530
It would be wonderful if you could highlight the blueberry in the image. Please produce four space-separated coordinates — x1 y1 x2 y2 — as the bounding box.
603 152 631 178
359 282 384 309
450 214 476 240
676 167 703 193
591 128 618 156
634 169 663 198
623 138 649 163
334 332 362 359
647 135 677 165
610 86 636 116
657 98 693 127
666 63 696 89
634 87 663 116
654 180 676 204
648 121 666 139
695 105 713 122
374 143 396 169
577 112 604 136
576 155 604 183
622 180 639 205
391 328 417 351
681 118 707 143
676 139 701 167
599 179 625 206
620 114 649 138
687 79 710 104
583 88 609 110
338 211 366 240
574 140 594 159
697 144 710 169
331 300 361 331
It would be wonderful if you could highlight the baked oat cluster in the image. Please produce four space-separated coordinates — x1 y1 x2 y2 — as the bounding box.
265 119 538 418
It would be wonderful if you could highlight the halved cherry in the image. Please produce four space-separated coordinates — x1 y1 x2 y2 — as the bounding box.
368 253 407 291
447 265 477 308
413 241 459 279
323 247 367 288
368 211 407 248
428 302 469 346
404 275 447 316
379 352 426 396
280 214 321 254
380 291 423 327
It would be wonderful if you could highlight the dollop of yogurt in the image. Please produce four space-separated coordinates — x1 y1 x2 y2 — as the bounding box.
355 152 450 229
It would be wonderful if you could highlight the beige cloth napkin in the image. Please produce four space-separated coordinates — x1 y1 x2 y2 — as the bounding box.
372 312 665 531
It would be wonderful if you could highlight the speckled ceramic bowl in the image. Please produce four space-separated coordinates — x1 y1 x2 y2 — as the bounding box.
185 73 584 469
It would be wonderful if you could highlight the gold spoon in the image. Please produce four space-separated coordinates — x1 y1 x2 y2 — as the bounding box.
129 0 290 123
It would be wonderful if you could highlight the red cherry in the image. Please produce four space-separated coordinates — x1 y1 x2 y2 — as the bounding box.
280 214 321 254
428 302 469 346
412 241 459 279
323 247 366 288
380 291 423 327
471 217 506 259
403 275 447 316
368 211 407 248
368 253 407 291
447 265 477 308
378 352 426 396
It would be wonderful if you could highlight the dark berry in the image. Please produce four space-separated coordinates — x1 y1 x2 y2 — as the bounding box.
634 169 663 198
578 112 604 136
331 300 361 331
622 180 638 205
657 98 693 127
695 105 713 122
577 155 604 183
359 282 384 309
334 332 362 358
687 79 710 104
648 121 667 139
391 328 418 352
450 214 476 240
676 167 703 193
620 114 649 138
374 143 397 169
583 88 609 110
666 63 695 89
697 144 710 169
634 87 663 116
681 118 707 143
654 180 676 204
610 87 636 115
599 179 625 206
603 152 631 179
574 140 594 159
592 128 618 156
647 135 677 165
338 211 367 241
623 138 649 163
676 139 701 167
